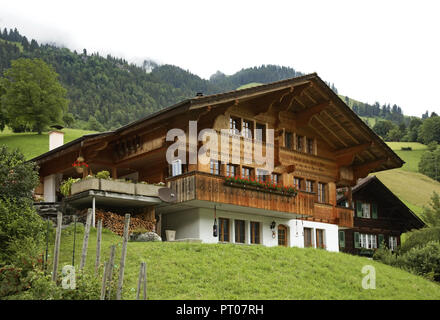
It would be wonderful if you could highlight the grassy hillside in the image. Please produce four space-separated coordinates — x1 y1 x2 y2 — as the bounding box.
0 127 97 160
53 224 440 300
374 142 433 215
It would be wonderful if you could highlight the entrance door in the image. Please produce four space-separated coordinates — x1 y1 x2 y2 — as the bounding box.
278 224 288 247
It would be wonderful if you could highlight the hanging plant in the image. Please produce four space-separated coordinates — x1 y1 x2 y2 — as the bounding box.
72 159 89 173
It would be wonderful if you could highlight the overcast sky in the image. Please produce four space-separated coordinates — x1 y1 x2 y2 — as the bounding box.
1 0 439 117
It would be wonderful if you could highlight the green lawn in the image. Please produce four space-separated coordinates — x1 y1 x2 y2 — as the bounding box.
51 224 440 300
386 142 427 173
0 127 97 160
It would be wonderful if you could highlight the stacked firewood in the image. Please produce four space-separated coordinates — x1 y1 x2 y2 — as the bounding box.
77 209 156 236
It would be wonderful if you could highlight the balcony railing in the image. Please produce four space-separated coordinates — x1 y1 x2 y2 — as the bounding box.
166 171 315 216
166 171 354 228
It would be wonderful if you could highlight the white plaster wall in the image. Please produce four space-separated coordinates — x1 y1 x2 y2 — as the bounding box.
289 220 339 252
162 209 200 240
198 208 291 247
163 207 339 252
43 174 56 202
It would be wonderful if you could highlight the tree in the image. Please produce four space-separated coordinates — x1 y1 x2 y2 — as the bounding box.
0 146 44 264
420 192 440 227
419 116 440 145
419 147 440 181
0 58 68 134
373 120 396 138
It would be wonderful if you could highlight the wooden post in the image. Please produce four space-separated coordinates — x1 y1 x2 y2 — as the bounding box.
92 196 96 228
100 261 109 300
72 215 77 266
80 209 92 271
106 245 116 299
51 211 62 282
136 262 147 300
116 214 130 300
95 219 103 275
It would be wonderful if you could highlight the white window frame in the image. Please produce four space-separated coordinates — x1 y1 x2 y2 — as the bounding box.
171 159 182 177
360 233 377 249
389 236 398 251
362 203 371 218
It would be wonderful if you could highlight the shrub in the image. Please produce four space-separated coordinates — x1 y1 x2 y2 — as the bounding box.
0 146 39 203
400 227 440 253
95 170 110 180
0 199 45 265
60 177 81 196
398 241 440 281
401 147 412 151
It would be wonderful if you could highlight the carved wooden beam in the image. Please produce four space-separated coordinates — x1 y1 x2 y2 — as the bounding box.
335 142 373 166
309 122 337 149
294 101 331 128
353 158 387 180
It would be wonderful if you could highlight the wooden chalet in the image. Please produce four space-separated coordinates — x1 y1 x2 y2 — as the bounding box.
337 175 425 255
31 73 404 251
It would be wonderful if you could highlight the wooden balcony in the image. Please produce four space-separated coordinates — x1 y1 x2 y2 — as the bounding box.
166 171 315 216
336 206 354 228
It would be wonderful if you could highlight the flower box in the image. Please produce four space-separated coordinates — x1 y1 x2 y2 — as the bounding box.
71 178 100 195
100 179 135 194
135 183 161 197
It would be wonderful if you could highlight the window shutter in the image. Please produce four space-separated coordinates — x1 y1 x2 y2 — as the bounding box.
378 234 384 248
339 231 345 248
354 232 361 248
356 201 362 217
372 203 378 219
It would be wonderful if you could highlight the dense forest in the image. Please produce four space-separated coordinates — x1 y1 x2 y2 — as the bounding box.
0 28 308 131
0 27 436 140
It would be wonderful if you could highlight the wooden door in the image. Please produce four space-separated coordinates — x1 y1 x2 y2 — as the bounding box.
316 229 324 249
278 224 288 247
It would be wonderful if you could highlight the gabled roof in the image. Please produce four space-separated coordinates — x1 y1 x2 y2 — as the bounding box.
339 175 425 230
30 73 403 174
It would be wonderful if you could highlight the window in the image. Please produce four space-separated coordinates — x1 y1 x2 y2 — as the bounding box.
219 218 230 242
285 131 293 150
171 159 182 177
226 164 238 177
317 183 326 203
339 230 345 248
229 117 241 135
242 167 253 179
278 225 288 247
271 173 281 184
389 236 398 251
304 227 313 247
316 229 325 249
306 180 314 193
294 177 302 190
234 220 245 244
242 119 253 139
210 159 219 175
296 135 303 152
250 222 260 244
362 203 371 218
307 138 314 154
356 201 375 218
359 233 377 249
256 169 269 183
256 123 266 142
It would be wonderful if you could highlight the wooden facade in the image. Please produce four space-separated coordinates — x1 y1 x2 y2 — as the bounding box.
32 73 404 232
337 176 425 255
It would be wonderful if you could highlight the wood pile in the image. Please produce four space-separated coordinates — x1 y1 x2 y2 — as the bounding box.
77 209 156 236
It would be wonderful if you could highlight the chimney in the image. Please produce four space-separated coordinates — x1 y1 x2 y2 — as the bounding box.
49 130 64 151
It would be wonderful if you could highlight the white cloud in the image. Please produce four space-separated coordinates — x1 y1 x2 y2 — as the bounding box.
0 0 439 116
